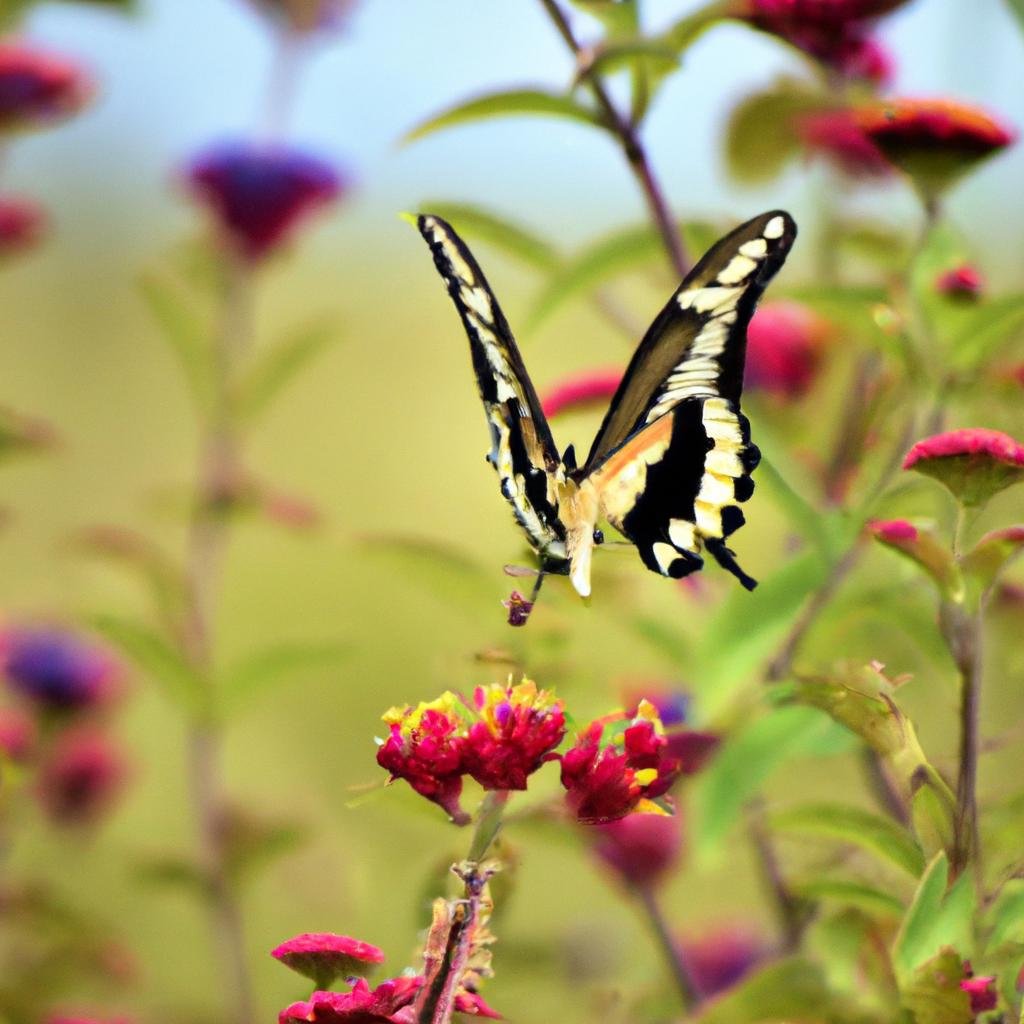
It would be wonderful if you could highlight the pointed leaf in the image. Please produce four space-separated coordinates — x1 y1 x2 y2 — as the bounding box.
772 802 925 877
960 526 1024 602
575 38 679 84
659 0 735 54
949 293 1024 370
568 0 638 37
403 89 605 145
1005 0 1024 34
986 879 1024 948
910 766 958 862
794 878 905 918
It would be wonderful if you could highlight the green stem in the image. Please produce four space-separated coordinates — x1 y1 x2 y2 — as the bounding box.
637 885 698 1011
466 789 510 863
746 797 806 952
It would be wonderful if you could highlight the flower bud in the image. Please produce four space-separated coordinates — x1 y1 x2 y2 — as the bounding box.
745 302 831 400
37 727 127 826
591 811 683 890
0 43 93 132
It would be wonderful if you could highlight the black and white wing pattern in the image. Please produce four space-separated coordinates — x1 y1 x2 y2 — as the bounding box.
417 215 569 573
584 211 797 591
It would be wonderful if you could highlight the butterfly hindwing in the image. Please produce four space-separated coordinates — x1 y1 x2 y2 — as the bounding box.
417 215 568 570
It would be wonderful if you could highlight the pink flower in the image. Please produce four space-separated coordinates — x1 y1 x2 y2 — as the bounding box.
0 705 35 761
797 109 891 178
0 196 45 255
461 679 565 791
271 933 385 987
37 727 127 825
0 43 93 131
904 428 1024 507
280 976 423 1024
186 142 343 262
960 971 998 1014
678 925 770 999
937 265 984 300
377 694 469 824
868 518 918 543
591 811 683 889
453 991 502 1018
540 368 622 419
745 301 831 399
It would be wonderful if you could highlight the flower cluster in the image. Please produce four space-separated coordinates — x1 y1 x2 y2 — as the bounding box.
0 624 128 826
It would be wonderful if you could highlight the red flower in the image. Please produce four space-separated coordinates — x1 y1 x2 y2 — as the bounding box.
591 811 683 890
0 43 93 131
855 99 1015 196
280 976 423 1024
904 428 1024 507
377 694 469 824
453 991 502 1019
960 972 998 1014
798 109 891 178
0 705 35 761
0 196 45 255
271 933 385 987
462 679 565 791
186 142 343 262
501 590 533 627
560 701 683 823
540 368 623 419
745 301 831 399
37 727 127 826
937 265 984 301
678 925 770 999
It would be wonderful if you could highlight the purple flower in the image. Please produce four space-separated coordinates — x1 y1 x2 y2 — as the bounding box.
0 626 121 711
186 142 344 262
0 42 93 131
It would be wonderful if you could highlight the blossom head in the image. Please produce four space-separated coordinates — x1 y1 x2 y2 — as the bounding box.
501 590 533 627
0 196 45 256
541 368 623 419
37 727 127 826
279 976 422 1024
0 626 121 712
560 701 682 823
591 811 683 890
936 264 984 301
904 428 1024 508
271 933 385 987
462 679 566 791
960 970 998 1014
0 43 93 132
679 926 769 999
798 109 891 179
377 693 469 823
855 99 1015 197
186 142 343 262
745 301 831 400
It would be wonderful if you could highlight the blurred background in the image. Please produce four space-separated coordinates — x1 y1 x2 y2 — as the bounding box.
1 1 1024 1021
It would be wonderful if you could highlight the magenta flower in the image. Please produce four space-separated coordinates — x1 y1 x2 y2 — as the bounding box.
937 264 984 301
0 196 45 255
501 590 533 627
591 811 683 890
904 428 1024 507
869 519 918 544
540 368 623 419
461 679 566 791
279 976 423 1024
0 705 35 761
272 933 385 987
0 626 121 711
37 727 127 825
960 971 998 1014
678 925 770 999
453 991 502 1018
745 301 830 400
798 109 891 179
186 142 343 262
0 43 93 131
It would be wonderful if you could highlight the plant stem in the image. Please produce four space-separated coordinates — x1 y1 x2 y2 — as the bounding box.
537 0 689 278
746 797 805 951
636 885 698 1011
181 256 255 1024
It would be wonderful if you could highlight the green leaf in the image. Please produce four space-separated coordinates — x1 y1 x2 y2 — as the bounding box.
139 271 214 411
1005 0 1024 33
772 802 925 877
893 853 975 981
417 201 560 271
949 293 1024 370
221 641 350 716
693 957 837 1024
910 766 958 862
692 705 840 864
568 0 638 38
223 811 308 884
576 39 679 84
403 89 605 145
135 854 208 895
86 613 207 717
960 526 1024 606
234 320 341 422
527 223 665 329
659 0 735 54
900 948 973 1024
986 879 1024 949
794 878 905 918
756 456 844 562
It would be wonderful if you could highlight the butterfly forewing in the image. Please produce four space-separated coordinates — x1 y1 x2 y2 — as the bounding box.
417 215 568 569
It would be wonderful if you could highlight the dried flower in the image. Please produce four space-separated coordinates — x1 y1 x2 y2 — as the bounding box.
679 925 769 999
798 109 891 178
904 428 1024 507
186 142 343 262
37 727 127 825
0 43 93 131
745 301 831 399
936 264 984 301
0 626 121 711
271 933 385 987
279 976 423 1024
0 196 45 255
501 590 533 627
540 368 623 419
377 693 469 824
453 992 502 1019
462 679 565 791
591 811 683 889
0 705 35 762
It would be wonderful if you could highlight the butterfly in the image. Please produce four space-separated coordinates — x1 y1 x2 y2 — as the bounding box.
416 210 796 607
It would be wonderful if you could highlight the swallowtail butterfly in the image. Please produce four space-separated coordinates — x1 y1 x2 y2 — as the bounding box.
417 210 796 604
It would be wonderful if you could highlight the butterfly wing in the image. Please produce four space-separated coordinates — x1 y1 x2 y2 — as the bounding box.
417 214 568 571
583 211 797 590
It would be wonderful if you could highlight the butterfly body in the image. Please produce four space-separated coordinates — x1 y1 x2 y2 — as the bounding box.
417 210 796 601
